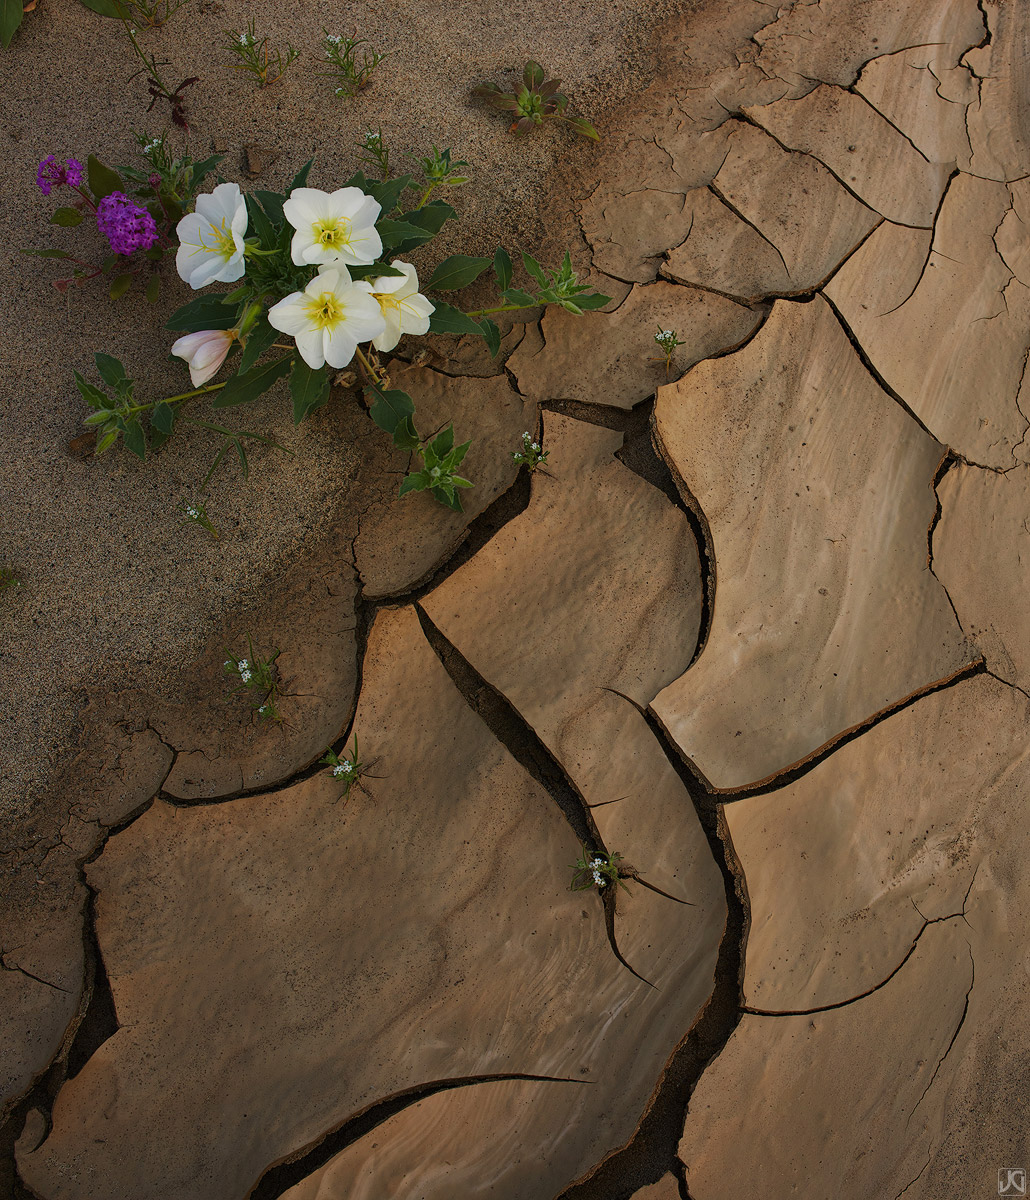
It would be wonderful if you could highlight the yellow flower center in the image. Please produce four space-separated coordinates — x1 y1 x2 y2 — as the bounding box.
198 217 238 261
305 291 344 330
314 216 352 249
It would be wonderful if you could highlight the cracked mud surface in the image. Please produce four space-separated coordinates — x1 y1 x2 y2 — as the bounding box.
5 0 1030 1197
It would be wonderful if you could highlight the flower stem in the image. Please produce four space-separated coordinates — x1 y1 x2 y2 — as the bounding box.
126 381 225 416
354 345 383 385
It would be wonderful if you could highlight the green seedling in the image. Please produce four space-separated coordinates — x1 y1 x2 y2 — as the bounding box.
413 146 470 208
179 499 218 538
397 422 473 512
512 430 548 472
474 60 599 141
319 736 376 802
570 847 630 894
357 128 392 179
652 327 685 379
121 0 192 28
223 20 298 88
320 32 388 97
223 637 281 721
0 566 21 596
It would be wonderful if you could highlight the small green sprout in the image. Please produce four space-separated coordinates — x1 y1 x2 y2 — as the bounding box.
653 327 685 379
319 736 367 801
397 423 474 512
357 128 392 179
570 847 630 893
320 31 388 97
413 146 470 208
0 566 21 596
512 430 548 472
179 499 218 538
223 636 281 721
474 60 599 141
223 20 299 89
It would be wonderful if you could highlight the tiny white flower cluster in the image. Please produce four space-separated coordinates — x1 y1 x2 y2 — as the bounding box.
590 857 607 888
144 139 162 154
326 33 342 44
184 504 200 519
238 31 252 46
512 430 547 470
332 761 355 778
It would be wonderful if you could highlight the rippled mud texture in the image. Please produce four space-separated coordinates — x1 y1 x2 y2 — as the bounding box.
6 0 1030 1198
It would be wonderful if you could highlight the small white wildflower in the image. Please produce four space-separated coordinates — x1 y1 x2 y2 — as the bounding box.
341 761 354 774
238 659 250 671
239 32 250 45
523 431 531 439
592 870 604 886
332 764 345 778
531 443 540 452
240 670 253 684
224 659 232 669
186 505 199 519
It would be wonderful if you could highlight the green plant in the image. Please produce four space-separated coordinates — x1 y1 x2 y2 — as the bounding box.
570 848 630 893
474 60 599 141
0 566 20 596
357 128 392 179
652 327 685 378
512 430 548 472
120 0 192 28
179 499 218 538
223 637 281 721
27 142 220 300
319 736 372 801
412 146 470 208
73 155 608 513
320 31 387 97
223 19 298 89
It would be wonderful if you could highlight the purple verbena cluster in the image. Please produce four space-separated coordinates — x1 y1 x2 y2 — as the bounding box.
96 192 159 256
36 155 85 196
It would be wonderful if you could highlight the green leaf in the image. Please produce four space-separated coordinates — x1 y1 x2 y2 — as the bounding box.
376 218 431 254
166 295 241 333
96 429 119 454
151 401 176 435
290 159 314 191
499 289 536 312
144 244 164 263
0 0 23 49
428 303 483 337
392 416 420 452
430 424 454 456
245 193 277 248
145 274 161 304
367 387 415 436
211 355 292 408
74 371 108 409
238 315 278 374
398 472 429 497
403 200 456 235
432 485 465 512
447 438 472 467
109 273 133 301
21 248 76 260
571 292 611 311
190 154 222 184
78 0 130 15
493 246 513 292
50 207 83 228
254 189 286 225
523 60 546 90
87 155 123 202
426 254 491 292
289 357 331 425
521 251 548 288
564 115 600 142
478 317 501 357
122 418 146 460
366 174 413 213
94 353 127 389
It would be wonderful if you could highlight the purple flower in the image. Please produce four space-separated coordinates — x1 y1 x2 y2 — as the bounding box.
97 192 159 256
36 155 85 196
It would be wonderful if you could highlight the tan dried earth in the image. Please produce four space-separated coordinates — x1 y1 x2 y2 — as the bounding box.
2 0 1029 1197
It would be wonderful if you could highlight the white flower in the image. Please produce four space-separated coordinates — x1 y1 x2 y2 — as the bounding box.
283 186 383 268
238 32 249 45
240 669 252 683
268 265 386 370
369 260 435 352
175 182 249 289
186 505 199 518
170 328 235 387
238 659 249 670
332 764 345 777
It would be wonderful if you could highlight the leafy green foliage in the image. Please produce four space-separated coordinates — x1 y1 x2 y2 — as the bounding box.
223 19 298 89
319 31 388 97
570 848 630 893
319 735 372 802
474 60 599 141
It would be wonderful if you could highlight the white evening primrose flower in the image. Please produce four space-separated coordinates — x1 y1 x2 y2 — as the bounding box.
175 182 248 289
369 260 435 352
268 265 386 370
282 186 383 267
170 328 235 386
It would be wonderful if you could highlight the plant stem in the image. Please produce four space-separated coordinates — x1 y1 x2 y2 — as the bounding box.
464 303 531 318
126 381 225 416
354 345 383 385
120 15 171 97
